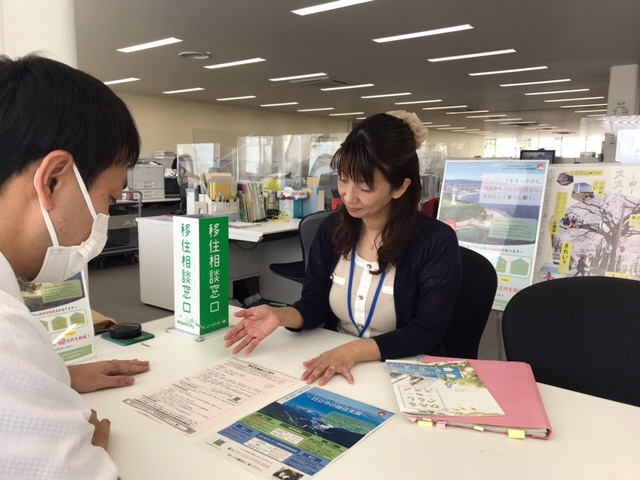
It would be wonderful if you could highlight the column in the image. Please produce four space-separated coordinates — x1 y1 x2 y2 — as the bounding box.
0 0 77 67
603 65 640 162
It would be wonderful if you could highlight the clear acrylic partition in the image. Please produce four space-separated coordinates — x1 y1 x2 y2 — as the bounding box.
235 133 346 185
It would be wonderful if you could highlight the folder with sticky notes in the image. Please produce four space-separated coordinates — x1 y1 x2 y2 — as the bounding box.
390 356 552 439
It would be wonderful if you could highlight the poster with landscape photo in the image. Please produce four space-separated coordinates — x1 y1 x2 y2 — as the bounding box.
438 160 548 310
534 164 640 283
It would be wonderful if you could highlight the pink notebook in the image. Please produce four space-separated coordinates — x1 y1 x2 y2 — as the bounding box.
417 356 552 439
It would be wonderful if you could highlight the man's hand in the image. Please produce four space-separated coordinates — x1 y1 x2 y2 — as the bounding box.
68 359 150 393
89 409 111 450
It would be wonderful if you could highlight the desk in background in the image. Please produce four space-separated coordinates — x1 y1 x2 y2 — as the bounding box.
84 309 640 480
137 216 302 309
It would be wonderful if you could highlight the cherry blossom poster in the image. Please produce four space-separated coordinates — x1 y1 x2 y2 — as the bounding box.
534 164 640 283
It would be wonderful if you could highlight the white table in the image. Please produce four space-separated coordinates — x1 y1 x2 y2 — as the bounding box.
84 310 640 480
137 216 302 308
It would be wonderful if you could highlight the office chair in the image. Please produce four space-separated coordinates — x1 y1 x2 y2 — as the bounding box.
420 197 440 218
269 210 334 284
441 246 498 359
502 277 640 407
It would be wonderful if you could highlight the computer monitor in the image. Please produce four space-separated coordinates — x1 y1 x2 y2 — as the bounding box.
519 149 555 162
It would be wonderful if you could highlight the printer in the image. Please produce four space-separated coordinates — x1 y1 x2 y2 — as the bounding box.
127 162 165 199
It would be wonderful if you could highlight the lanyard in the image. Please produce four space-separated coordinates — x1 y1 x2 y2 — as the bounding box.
347 248 387 338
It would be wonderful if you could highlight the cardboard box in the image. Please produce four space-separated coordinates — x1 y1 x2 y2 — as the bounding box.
173 215 230 335
91 309 117 334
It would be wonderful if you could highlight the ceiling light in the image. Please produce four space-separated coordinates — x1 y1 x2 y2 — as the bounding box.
422 122 433 125
117 37 182 53
501 79 571 87
104 77 140 85
329 111 365 116
575 109 608 113
485 117 522 122
270 73 328 82
427 124 450 128
544 96 605 103
467 114 506 118
292 0 373 16
447 110 488 115
216 95 256 101
587 114 607 117
298 107 335 112
373 24 473 43
163 87 204 94
395 99 442 105
428 49 516 62
469 66 548 76
260 102 299 107
438 127 466 130
423 105 467 110
500 121 537 124
321 83 374 91
361 92 412 99
559 103 607 108
525 88 590 96
462 129 480 131
204 58 266 69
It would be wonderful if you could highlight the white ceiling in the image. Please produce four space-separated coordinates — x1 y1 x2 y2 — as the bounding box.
74 0 640 136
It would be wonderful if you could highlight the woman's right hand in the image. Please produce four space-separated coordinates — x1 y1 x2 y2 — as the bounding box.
223 305 282 354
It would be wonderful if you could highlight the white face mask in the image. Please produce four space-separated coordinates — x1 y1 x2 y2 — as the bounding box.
30 164 109 283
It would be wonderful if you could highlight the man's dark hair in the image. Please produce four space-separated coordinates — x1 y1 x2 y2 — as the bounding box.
0 54 140 190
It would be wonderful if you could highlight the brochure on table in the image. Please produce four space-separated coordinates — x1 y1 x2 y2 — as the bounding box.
438 160 549 310
200 386 394 478
534 163 640 282
386 359 504 417
20 271 95 363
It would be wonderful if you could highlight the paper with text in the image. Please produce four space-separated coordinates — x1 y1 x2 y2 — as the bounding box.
123 358 299 435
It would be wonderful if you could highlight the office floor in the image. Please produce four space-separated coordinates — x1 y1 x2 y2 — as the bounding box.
87 257 504 360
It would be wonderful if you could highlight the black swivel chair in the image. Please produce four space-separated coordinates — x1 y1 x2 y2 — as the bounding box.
502 276 640 407
269 210 334 284
441 246 498 359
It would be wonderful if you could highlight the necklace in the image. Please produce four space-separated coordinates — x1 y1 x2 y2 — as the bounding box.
364 232 380 251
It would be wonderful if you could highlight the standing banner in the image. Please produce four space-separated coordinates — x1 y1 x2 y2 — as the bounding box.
438 160 548 310
20 271 95 363
534 164 640 282
174 215 229 335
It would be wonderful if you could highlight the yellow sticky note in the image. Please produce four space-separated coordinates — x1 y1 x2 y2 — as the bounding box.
418 419 433 427
508 429 526 440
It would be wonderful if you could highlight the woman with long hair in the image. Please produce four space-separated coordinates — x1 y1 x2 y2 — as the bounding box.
225 111 462 385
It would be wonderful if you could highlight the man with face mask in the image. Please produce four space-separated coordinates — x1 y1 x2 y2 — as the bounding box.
0 55 150 479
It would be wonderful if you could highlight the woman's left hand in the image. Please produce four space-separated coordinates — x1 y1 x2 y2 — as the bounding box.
301 344 357 386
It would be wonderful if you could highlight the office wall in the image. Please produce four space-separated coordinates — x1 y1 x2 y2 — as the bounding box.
118 92 485 159
118 93 349 155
